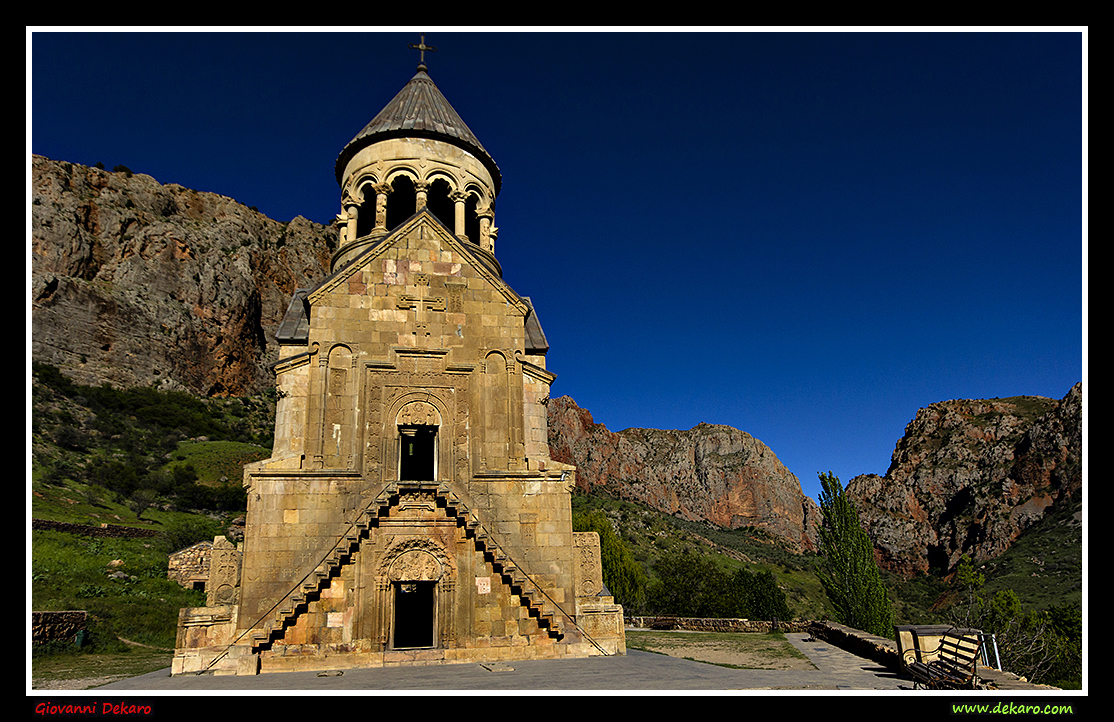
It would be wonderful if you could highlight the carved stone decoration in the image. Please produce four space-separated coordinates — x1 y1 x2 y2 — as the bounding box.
397 399 442 427
396 490 438 515
388 549 443 582
206 536 242 606
364 382 383 475
366 370 469 484
378 538 453 580
445 282 465 313
573 532 603 599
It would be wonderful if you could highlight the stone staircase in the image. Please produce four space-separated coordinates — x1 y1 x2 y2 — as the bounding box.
246 481 566 653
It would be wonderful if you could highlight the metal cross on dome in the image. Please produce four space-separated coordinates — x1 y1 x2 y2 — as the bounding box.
409 34 437 68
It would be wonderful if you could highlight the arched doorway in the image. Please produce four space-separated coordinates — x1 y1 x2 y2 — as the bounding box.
386 547 444 650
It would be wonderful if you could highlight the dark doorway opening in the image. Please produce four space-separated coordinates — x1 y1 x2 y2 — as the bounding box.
393 581 435 648
399 426 436 481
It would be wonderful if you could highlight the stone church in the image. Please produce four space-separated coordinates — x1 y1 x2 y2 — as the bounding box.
171 51 625 676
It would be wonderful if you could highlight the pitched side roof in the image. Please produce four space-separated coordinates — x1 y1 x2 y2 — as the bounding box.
274 288 312 345
521 297 550 356
335 66 501 195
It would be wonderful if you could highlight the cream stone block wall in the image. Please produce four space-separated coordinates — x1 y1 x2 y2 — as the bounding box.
270 352 312 462
522 362 555 463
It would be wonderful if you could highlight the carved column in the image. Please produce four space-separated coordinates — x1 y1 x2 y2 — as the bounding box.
414 180 430 210
438 579 455 648
372 182 391 235
339 188 357 246
477 209 495 254
345 204 358 243
507 354 524 469
451 190 468 241
375 577 391 651
309 352 329 469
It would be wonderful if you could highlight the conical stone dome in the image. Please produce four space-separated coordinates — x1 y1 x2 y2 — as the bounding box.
335 64 501 196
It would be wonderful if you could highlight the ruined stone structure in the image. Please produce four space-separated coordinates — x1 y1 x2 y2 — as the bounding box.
167 540 212 592
172 54 624 676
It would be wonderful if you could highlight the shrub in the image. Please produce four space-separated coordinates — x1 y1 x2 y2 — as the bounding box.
157 517 224 555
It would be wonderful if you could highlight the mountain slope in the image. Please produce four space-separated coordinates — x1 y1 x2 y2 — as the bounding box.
846 383 1082 576
31 157 1082 585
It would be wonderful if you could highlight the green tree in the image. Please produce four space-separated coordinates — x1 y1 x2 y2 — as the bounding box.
646 551 718 617
748 569 793 621
644 552 792 620
815 471 893 637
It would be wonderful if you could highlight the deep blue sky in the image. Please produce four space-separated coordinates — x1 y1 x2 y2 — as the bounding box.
28 29 1086 504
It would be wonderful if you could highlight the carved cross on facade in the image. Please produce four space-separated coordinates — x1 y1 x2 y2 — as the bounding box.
398 273 446 343
398 275 447 314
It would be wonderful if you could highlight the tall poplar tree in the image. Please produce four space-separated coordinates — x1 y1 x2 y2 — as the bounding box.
815 471 893 637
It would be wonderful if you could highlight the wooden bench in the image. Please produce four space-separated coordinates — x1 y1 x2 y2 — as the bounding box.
907 629 981 689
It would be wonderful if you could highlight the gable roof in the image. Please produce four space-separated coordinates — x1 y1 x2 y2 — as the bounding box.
335 66 501 195
274 210 547 354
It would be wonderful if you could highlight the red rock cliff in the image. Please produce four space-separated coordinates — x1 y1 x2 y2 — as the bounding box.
846 383 1082 576
547 395 820 552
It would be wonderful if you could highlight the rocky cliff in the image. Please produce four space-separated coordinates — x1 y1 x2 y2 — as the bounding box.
846 383 1082 576
31 156 334 396
547 396 821 552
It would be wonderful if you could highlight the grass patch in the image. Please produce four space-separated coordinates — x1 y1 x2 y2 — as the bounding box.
32 529 207 651
165 439 270 484
626 630 815 670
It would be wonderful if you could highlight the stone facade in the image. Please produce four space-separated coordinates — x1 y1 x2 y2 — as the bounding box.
172 59 624 676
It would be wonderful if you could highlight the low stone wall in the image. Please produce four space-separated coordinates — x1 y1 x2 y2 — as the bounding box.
32 611 88 644
32 519 159 538
807 620 901 670
626 616 810 634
